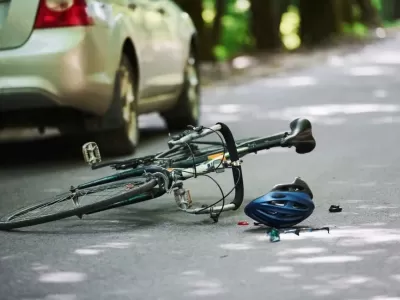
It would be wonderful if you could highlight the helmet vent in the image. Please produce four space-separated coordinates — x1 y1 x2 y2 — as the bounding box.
269 200 286 206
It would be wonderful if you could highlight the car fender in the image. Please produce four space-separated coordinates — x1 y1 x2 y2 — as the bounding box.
104 8 145 92
175 9 198 70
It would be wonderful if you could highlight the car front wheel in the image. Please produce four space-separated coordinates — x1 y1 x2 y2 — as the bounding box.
97 54 139 156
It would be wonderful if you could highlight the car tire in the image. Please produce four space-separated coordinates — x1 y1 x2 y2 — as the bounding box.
97 54 139 157
162 45 201 131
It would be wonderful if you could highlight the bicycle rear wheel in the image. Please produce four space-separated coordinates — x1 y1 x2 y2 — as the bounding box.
0 177 157 230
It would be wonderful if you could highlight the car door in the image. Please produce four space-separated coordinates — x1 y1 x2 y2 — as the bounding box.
143 0 182 95
124 0 158 100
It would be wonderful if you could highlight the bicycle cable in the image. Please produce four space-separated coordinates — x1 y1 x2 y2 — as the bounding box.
178 126 242 221
195 167 241 218
182 140 226 209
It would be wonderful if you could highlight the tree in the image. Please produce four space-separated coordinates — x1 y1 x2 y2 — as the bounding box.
354 0 382 27
174 0 213 61
211 0 226 55
249 0 289 51
381 0 395 21
342 0 355 24
174 0 227 62
392 0 400 20
299 0 341 47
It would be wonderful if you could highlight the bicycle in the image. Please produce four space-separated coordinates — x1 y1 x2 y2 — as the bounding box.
0 118 316 230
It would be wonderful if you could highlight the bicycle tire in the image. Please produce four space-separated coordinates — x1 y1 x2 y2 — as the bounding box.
0 177 158 230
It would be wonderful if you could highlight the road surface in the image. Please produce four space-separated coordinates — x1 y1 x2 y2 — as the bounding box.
1 35 400 300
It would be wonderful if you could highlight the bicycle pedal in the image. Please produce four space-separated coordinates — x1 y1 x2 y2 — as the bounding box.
82 142 102 165
173 188 193 209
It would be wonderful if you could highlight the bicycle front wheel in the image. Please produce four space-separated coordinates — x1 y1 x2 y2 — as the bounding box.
0 177 157 230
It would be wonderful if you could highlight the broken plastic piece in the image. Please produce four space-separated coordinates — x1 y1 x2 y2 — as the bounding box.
281 226 330 236
329 205 342 213
280 228 301 236
268 228 280 242
238 221 249 226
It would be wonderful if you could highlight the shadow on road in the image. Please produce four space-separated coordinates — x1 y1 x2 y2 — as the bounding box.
4 217 159 235
0 127 169 168
2 203 237 235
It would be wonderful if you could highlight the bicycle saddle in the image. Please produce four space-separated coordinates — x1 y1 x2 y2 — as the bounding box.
282 118 316 154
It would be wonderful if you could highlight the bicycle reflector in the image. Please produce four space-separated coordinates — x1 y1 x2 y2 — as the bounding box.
82 142 102 165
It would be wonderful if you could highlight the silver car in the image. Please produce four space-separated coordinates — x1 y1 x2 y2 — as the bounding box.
0 0 200 155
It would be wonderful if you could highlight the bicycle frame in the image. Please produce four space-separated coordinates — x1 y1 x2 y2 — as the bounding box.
81 123 289 218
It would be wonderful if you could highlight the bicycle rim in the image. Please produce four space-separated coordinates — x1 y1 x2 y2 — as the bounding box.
0 177 158 230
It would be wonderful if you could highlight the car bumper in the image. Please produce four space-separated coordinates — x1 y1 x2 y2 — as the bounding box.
0 27 114 116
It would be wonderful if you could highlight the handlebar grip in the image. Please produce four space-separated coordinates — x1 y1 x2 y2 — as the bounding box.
216 122 244 210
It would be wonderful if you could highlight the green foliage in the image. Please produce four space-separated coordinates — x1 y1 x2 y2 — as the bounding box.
343 22 368 37
384 19 400 27
280 5 301 50
202 0 216 25
213 0 252 61
371 0 382 11
195 0 400 62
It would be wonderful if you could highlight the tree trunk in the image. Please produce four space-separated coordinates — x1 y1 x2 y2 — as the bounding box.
342 0 355 24
354 0 382 27
299 0 340 47
381 0 395 21
211 0 226 57
174 0 214 61
249 0 282 51
278 0 292 18
393 0 400 19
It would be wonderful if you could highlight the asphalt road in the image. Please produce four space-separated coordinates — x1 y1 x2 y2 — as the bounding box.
1 34 400 300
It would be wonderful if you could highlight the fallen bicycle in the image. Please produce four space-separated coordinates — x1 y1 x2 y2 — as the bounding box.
0 118 316 230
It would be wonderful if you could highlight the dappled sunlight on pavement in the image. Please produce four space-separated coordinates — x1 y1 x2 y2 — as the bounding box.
2 29 400 300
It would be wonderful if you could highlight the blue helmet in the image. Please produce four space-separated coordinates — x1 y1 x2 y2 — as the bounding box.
244 177 315 228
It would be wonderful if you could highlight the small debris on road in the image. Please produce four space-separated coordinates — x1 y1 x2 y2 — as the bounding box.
281 227 330 236
237 221 249 226
329 205 342 213
268 228 281 243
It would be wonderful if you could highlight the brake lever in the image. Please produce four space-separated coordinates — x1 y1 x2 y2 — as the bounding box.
170 125 204 141
188 125 204 133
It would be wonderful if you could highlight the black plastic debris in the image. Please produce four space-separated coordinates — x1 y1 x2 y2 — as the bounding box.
329 205 342 213
281 227 330 236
